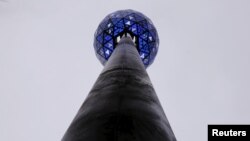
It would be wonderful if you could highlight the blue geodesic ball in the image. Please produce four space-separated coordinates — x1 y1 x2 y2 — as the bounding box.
94 9 159 68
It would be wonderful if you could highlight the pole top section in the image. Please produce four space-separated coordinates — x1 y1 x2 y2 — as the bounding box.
94 9 159 68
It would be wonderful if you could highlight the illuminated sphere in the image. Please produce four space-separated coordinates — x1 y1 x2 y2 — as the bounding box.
94 9 159 68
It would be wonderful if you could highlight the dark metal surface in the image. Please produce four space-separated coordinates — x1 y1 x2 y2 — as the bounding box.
62 37 176 141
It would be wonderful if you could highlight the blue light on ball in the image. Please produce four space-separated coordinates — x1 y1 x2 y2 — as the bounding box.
94 9 159 68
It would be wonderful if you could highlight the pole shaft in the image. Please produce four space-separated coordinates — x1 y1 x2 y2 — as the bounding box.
62 37 176 141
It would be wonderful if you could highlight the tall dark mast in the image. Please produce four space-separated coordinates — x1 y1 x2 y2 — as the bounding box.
62 10 176 141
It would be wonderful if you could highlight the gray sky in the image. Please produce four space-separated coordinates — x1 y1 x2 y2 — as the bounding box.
0 0 250 140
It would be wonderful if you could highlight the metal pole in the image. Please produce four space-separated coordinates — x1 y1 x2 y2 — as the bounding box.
62 37 176 141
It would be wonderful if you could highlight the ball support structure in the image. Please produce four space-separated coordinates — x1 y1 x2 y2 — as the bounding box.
62 10 176 141
94 9 159 68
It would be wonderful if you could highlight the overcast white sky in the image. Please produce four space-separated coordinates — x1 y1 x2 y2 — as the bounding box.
0 0 250 141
